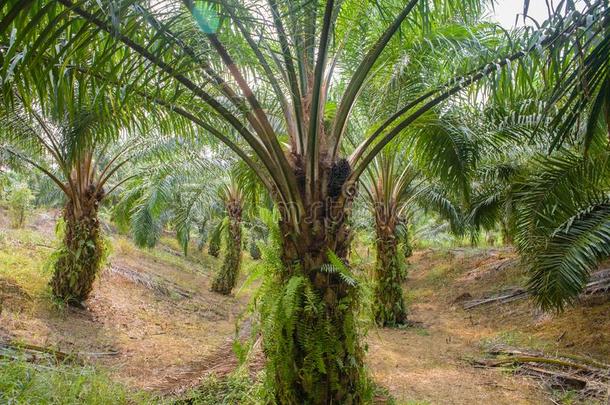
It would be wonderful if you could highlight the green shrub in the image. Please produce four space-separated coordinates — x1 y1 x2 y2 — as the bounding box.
7 182 33 228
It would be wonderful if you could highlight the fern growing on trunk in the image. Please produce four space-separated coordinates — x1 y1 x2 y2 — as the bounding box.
50 189 107 304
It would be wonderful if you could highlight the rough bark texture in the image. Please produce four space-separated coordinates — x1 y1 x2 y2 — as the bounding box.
264 159 366 404
211 198 242 295
248 233 261 260
402 223 413 258
208 239 220 257
50 185 104 305
208 223 221 258
373 222 408 327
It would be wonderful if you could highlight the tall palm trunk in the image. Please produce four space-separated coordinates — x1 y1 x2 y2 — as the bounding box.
50 184 104 305
373 215 407 327
211 195 242 294
264 160 366 404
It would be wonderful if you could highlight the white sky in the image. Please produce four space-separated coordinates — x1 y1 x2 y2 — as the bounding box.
489 1 551 28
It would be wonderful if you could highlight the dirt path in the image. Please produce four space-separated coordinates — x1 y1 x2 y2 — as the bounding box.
368 299 545 404
366 249 545 404
3 211 608 403
0 209 250 394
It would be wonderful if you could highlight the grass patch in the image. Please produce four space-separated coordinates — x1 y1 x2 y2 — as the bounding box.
424 263 455 287
109 235 219 276
148 238 218 274
0 229 52 297
480 330 551 352
180 372 262 405
0 357 155 405
403 288 433 307
112 236 138 257
412 326 431 336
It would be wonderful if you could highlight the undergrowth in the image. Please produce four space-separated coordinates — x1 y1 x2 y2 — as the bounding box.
180 370 263 405
0 229 51 297
0 357 154 404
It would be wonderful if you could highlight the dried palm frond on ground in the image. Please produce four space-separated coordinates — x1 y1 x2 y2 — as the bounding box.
474 344 609 402
107 265 192 299
462 269 610 310
0 340 119 365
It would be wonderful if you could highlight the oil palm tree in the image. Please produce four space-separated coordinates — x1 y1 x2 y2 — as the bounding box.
515 1 610 311
363 151 417 327
0 0 599 400
362 141 465 327
459 2 610 310
113 138 228 255
0 91 138 305
116 146 252 294
211 179 244 294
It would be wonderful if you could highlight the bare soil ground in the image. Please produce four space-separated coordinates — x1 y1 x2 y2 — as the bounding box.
0 208 249 394
368 249 609 404
1 210 608 403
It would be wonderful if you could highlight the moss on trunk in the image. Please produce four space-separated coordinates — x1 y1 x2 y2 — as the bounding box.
208 221 221 258
262 229 367 404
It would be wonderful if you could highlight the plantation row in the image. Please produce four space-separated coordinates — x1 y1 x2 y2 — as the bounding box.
1 0 609 403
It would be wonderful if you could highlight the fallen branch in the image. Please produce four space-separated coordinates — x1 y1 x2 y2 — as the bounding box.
462 288 527 309
462 269 610 309
107 265 192 299
6 342 75 360
160 245 183 257
477 345 609 401
519 365 588 390
478 356 595 371
0 341 120 364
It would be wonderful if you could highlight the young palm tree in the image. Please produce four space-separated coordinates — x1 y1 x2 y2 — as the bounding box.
116 147 248 294
1 0 598 400
364 152 417 327
362 144 464 327
113 140 227 255
0 94 136 305
211 180 244 294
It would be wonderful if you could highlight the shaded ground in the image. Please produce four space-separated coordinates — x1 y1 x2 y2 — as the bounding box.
1 209 609 403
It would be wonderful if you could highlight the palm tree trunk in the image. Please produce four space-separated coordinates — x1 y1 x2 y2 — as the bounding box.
373 221 408 327
402 223 413 258
208 237 220 257
50 187 104 306
248 232 261 260
208 221 221 257
197 219 207 252
265 160 366 404
211 200 242 295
